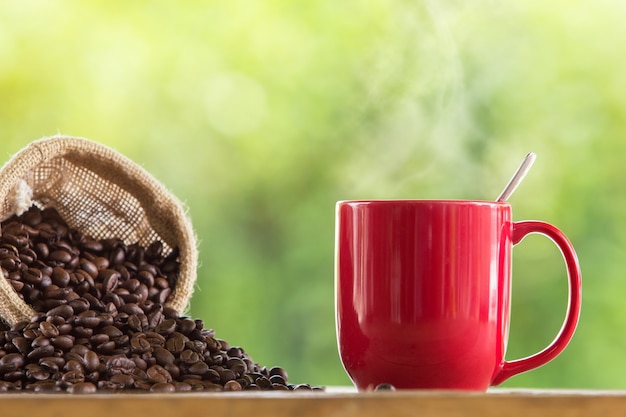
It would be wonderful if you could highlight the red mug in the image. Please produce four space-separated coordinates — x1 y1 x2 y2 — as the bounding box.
335 200 582 391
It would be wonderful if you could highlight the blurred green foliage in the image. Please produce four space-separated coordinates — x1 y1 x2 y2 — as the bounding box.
1 1 626 389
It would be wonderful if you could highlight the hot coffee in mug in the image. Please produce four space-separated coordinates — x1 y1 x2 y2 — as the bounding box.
335 200 581 391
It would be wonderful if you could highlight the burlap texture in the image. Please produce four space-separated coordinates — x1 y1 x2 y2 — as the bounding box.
0 135 197 326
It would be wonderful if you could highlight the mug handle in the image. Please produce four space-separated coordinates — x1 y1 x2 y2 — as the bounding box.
491 221 582 386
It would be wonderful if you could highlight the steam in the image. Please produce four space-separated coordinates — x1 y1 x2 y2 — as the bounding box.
343 1 482 199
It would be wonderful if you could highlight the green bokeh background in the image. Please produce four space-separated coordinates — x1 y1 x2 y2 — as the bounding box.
1 1 625 388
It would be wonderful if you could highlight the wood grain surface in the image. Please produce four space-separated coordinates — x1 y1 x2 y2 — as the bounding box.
1 389 626 417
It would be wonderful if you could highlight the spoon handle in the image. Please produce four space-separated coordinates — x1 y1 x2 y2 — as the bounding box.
496 152 536 202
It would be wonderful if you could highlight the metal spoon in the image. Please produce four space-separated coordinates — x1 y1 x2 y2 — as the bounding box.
496 152 536 202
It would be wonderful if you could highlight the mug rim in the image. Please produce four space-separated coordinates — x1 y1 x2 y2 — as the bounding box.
337 199 510 207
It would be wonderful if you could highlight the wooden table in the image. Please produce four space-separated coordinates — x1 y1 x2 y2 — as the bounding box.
2 388 626 417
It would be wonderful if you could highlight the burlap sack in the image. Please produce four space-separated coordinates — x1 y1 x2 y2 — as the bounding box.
0 135 197 326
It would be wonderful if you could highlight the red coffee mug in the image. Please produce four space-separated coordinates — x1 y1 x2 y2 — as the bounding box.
335 200 582 391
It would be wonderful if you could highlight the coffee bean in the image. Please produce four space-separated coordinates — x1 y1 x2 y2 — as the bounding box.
28 381 61 392
255 376 272 390
224 380 242 391
47 304 74 319
154 287 171 305
49 250 72 264
75 315 100 328
30 334 50 348
96 341 116 354
153 347 175 366
38 359 59 374
68 297 90 313
150 382 175 393
27 345 55 360
40 321 60 338
107 355 136 375
23 268 43 284
269 366 288 381
172 381 192 392
155 318 177 336
11 337 29 354
165 333 186 354
68 382 97 394
269 374 287 386
374 383 396 391
100 270 120 293
226 358 247 376
101 325 123 339
25 363 50 381
83 350 100 372
109 373 133 388
51 335 75 351
0 353 25 372
147 309 163 328
79 258 99 279
110 247 125 266
147 365 172 384
61 370 85 384
81 240 104 254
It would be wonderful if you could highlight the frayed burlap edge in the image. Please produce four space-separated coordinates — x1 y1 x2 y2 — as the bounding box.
0 135 198 326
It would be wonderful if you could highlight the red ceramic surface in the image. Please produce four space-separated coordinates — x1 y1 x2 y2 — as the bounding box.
335 200 581 391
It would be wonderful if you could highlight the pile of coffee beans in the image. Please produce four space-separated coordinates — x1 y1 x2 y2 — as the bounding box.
0 206 320 392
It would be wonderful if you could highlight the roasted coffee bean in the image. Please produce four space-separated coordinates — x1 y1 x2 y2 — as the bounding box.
110 373 134 388
75 314 100 328
51 334 75 350
23 268 43 285
39 357 63 373
28 381 61 392
68 297 90 313
179 349 200 365
64 359 84 373
130 336 151 354
61 370 85 384
11 337 29 354
79 259 99 279
27 345 55 360
269 375 287 386
100 270 120 293
97 341 116 354
83 350 100 372
146 365 172 384
30 334 51 348
101 325 123 339
107 355 136 375
187 361 210 376
155 318 177 336
81 240 104 254
67 382 97 394
49 250 72 264
224 380 242 391
255 376 272 390
90 333 110 346
154 288 171 305
150 382 175 393
171 381 192 392
176 318 196 335
165 333 186 354
0 353 25 372
40 321 60 338
47 304 74 319
153 347 175 366
269 366 288 381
